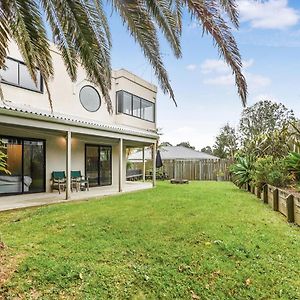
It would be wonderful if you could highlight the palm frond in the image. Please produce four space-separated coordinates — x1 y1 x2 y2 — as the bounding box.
184 0 247 106
143 0 181 57
45 0 113 112
217 0 239 28
40 0 78 81
112 0 176 105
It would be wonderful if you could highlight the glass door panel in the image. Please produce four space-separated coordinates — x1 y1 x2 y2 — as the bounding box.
100 146 112 186
23 140 45 193
86 146 99 187
0 138 23 194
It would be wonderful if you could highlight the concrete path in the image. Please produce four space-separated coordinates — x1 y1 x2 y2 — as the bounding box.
0 181 152 212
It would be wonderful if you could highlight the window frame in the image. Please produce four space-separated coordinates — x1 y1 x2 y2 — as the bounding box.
84 144 112 187
0 57 44 93
0 135 46 196
116 90 155 123
79 85 102 112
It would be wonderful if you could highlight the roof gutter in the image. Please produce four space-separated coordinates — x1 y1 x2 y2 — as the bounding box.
0 108 158 140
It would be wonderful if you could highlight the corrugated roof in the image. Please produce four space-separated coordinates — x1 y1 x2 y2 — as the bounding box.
129 146 219 161
0 102 158 139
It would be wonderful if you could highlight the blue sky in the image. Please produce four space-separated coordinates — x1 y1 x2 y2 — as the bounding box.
109 0 300 149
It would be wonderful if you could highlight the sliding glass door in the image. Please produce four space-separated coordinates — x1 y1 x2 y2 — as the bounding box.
0 137 45 195
85 145 112 187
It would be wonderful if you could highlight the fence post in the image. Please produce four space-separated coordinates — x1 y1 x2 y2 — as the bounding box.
286 194 295 223
263 185 268 204
256 186 261 199
273 188 279 211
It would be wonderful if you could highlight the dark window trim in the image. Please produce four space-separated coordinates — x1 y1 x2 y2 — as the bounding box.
79 85 102 112
85 144 112 187
0 57 44 94
116 90 155 123
0 135 46 197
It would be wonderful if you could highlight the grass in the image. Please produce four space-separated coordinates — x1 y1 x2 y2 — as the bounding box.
0 181 299 299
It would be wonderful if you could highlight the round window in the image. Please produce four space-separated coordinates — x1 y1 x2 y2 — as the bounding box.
79 86 101 112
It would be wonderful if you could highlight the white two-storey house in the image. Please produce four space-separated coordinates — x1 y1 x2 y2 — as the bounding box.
0 43 158 200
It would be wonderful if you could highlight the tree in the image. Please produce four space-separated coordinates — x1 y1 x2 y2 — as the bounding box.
160 142 173 147
177 142 195 150
213 124 238 159
201 146 213 155
239 100 295 158
0 0 247 112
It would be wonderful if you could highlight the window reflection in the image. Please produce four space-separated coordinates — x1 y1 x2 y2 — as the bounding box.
0 137 45 195
0 58 43 92
117 91 155 122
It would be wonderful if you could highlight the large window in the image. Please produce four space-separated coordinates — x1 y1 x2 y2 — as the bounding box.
85 145 112 187
0 137 45 195
0 58 43 92
117 90 155 122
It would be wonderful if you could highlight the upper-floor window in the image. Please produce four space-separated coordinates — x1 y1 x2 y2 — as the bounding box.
117 90 155 122
0 58 43 93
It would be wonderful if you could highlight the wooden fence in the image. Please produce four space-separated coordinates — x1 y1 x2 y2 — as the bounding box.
130 159 232 181
244 183 300 226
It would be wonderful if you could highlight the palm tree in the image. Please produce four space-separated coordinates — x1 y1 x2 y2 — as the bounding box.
0 141 9 174
0 0 247 113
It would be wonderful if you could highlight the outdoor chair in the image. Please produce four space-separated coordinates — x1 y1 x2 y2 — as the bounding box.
51 171 66 194
71 171 90 191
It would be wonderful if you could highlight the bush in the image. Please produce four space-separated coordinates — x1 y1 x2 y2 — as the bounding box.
230 156 254 187
252 156 273 188
286 152 300 180
253 156 291 188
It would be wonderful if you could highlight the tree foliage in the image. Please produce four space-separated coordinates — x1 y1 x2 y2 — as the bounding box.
0 0 247 112
200 146 213 155
213 123 238 159
160 142 173 147
176 142 195 150
239 100 295 158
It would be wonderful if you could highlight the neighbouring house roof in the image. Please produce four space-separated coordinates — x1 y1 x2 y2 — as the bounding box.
0 102 158 139
128 146 219 161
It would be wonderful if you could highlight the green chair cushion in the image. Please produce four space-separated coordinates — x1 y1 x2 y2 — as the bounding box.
52 171 66 180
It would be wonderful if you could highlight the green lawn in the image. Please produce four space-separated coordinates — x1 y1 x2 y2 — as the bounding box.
0 182 299 299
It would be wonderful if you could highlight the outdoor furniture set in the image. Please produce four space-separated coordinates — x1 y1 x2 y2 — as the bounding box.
50 171 89 194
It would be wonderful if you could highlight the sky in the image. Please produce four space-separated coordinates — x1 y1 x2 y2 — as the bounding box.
108 0 300 150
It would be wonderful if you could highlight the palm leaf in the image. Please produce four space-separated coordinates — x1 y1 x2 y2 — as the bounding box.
184 0 247 106
112 0 177 105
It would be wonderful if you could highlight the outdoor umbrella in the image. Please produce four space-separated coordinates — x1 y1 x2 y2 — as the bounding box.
156 150 163 168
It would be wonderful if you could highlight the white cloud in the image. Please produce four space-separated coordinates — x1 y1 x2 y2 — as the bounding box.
186 64 197 71
200 58 270 90
200 59 229 74
246 73 271 89
200 59 254 74
238 0 299 29
203 74 234 86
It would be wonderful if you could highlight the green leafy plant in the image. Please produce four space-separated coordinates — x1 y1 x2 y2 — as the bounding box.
286 152 300 178
252 156 274 188
0 141 9 174
230 156 254 187
253 156 291 188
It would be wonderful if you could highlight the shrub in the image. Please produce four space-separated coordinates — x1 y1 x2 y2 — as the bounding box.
253 156 291 188
286 152 300 179
252 156 273 188
230 156 254 187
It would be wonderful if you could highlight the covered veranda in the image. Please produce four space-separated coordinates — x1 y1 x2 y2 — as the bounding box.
0 106 157 209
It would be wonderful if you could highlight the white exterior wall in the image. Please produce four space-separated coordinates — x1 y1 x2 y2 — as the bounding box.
2 42 157 131
0 42 158 196
0 124 125 192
